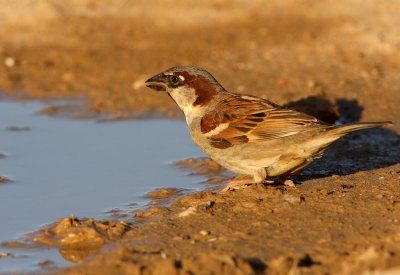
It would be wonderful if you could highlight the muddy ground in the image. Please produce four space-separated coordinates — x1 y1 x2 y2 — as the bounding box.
1 0 400 274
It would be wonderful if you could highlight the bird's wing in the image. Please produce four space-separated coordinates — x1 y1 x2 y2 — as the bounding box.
201 94 330 149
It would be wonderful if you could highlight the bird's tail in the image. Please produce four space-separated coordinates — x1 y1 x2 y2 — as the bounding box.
328 121 393 138
306 121 393 158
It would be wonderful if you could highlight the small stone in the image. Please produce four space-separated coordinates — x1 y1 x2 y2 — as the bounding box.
307 80 316 88
283 179 295 187
0 176 11 184
4 57 15 67
0 252 13 258
199 230 209 236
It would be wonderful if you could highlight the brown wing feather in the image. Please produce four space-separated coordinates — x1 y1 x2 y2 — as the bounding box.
204 94 329 148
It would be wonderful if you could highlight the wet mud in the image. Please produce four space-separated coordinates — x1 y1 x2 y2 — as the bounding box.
0 176 11 184
1 0 400 274
30 216 135 263
56 163 400 274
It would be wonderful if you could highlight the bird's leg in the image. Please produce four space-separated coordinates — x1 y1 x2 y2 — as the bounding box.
263 178 276 184
221 175 254 192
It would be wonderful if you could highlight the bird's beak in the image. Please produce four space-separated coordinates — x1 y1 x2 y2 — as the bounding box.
145 73 168 92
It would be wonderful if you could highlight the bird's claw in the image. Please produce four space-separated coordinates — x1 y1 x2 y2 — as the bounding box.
221 177 254 192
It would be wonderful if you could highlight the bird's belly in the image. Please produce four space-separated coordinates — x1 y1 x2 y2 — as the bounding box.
191 136 279 176
217 154 278 176
207 149 266 175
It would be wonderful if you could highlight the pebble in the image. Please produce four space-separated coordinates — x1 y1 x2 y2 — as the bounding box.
4 57 15 67
173 236 182 241
0 176 11 184
307 80 317 88
0 252 13 258
199 230 210 236
283 179 295 187
0 251 14 259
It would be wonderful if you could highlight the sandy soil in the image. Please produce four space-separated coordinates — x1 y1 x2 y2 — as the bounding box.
1 0 400 274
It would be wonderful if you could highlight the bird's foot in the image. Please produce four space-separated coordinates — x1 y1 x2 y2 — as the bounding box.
221 176 254 192
262 177 297 187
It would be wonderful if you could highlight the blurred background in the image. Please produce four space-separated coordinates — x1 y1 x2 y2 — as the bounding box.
0 0 399 121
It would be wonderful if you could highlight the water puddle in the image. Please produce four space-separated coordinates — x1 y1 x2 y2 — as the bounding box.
0 100 204 272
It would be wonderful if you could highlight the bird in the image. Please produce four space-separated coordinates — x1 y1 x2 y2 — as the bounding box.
145 66 393 191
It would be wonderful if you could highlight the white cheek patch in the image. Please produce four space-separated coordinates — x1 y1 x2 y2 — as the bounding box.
169 86 209 124
205 122 230 137
178 75 185 81
169 87 198 111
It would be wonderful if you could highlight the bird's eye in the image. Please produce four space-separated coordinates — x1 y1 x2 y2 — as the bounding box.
170 75 181 85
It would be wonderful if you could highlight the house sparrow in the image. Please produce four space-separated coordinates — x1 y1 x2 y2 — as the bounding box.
145 66 393 191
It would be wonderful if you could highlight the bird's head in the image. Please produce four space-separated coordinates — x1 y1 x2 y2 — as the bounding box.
145 66 225 113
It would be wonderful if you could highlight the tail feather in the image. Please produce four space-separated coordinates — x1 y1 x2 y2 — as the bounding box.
307 121 393 155
329 121 393 137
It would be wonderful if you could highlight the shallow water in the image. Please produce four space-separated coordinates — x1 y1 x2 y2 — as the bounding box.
0 100 204 272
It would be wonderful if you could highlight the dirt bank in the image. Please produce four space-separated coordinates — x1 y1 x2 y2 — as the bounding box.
1 0 400 274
